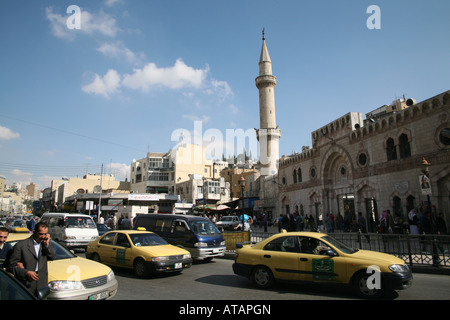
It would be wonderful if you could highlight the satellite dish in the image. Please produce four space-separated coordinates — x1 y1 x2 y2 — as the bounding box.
76 188 85 195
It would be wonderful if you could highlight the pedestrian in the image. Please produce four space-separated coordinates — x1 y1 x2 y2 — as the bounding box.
379 210 389 233
357 212 367 233
323 213 330 233
263 213 268 232
436 212 447 235
7 222 56 297
0 227 13 267
408 209 420 235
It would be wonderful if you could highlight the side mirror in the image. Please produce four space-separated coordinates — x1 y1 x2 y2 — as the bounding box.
37 286 50 300
319 249 338 257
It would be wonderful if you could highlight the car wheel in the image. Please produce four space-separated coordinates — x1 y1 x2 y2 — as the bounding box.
251 266 274 289
91 253 101 263
134 258 149 278
353 271 384 299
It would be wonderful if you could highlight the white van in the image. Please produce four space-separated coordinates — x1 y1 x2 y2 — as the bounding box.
40 213 99 249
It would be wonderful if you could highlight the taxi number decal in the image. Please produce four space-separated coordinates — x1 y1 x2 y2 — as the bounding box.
116 248 126 264
312 259 335 280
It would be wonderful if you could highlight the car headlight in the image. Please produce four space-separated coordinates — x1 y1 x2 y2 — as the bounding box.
389 264 409 273
183 254 191 260
220 241 225 246
48 280 83 291
194 242 208 248
152 256 170 262
107 270 115 282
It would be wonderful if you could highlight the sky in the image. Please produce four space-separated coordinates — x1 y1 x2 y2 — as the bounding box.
0 0 449 189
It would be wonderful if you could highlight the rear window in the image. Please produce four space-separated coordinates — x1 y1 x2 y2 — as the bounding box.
65 216 95 228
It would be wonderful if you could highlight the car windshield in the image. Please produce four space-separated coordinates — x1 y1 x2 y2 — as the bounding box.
189 220 220 235
129 233 168 247
321 235 358 254
65 217 96 228
221 217 232 221
50 240 77 260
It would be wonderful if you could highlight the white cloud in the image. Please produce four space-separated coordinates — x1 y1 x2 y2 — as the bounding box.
104 0 124 7
45 6 120 40
122 59 209 91
82 69 121 98
182 114 210 123
106 162 130 180
207 79 234 100
97 41 145 65
0 126 20 140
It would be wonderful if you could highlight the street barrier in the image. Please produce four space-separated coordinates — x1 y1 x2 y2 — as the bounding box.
223 231 250 250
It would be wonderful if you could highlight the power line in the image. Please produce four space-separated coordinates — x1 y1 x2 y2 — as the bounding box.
0 114 146 153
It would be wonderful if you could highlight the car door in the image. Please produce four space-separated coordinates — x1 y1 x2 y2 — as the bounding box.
297 236 347 283
168 220 192 248
111 233 133 268
97 232 117 265
261 236 301 281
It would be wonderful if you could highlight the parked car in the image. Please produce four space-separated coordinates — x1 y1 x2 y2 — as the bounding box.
86 229 192 278
96 223 110 236
7 233 118 300
216 216 240 231
233 231 412 298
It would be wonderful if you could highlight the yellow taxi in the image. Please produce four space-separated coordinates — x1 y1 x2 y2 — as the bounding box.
6 233 118 300
233 231 412 298
86 229 192 278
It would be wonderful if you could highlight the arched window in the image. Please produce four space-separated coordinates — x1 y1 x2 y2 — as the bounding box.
386 138 397 161
293 169 297 184
298 168 302 183
399 133 411 158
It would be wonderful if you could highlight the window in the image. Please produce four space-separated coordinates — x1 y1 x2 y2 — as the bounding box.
299 237 332 255
310 167 316 179
386 138 397 161
399 134 411 158
439 128 450 145
358 152 368 166
100 232 116 245
148 158 162 168
115 233 131 247
293 169 297 184
298 168 302 183
263 236 299 253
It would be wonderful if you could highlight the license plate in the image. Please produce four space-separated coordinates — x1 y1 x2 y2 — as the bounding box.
89 291 109 300
174 263 182 269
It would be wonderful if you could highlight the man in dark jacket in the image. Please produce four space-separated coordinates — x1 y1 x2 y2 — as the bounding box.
0 227 13 267
8 222 56 296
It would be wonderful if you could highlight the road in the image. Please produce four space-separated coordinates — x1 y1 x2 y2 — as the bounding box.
107 257 450 301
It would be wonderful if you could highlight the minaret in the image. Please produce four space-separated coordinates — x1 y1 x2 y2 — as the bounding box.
255 30 281 176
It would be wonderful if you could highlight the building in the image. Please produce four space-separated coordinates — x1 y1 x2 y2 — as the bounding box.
40 174 129 211
277 90 450 231
130 143 228 194
255 30 281 178
176 174 231 211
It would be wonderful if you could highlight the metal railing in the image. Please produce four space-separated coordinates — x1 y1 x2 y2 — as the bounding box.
225 230 450 269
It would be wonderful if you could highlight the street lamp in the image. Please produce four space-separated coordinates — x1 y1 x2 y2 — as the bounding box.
239 175 246 229
419 157 439 266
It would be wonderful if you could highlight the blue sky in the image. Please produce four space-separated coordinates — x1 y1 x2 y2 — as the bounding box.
1 0 449 189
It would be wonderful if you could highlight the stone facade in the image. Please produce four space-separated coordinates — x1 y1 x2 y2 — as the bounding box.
277 90 450 230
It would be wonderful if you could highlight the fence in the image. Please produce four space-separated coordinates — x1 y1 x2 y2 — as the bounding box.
225 230 450 269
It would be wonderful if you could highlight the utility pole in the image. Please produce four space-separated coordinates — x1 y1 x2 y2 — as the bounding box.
98 163 103 223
